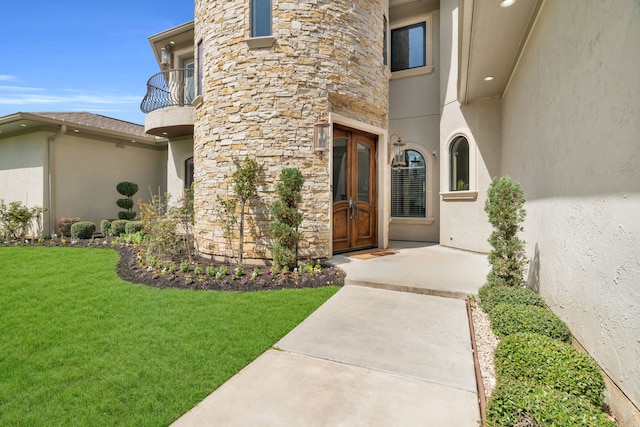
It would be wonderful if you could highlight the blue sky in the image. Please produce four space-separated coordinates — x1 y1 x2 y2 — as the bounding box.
0 1 194 125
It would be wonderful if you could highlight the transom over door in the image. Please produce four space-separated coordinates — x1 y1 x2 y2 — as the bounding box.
332 127 378 253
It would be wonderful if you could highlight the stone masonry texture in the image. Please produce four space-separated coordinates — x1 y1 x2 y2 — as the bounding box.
194 0 389 262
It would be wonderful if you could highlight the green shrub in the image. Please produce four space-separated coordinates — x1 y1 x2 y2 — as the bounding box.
116 198 134 210
116 182 139 197
118 211 137 221
70 221 96 239
110 220 129 237
0 200 47 241
484 176 527 287
269 168 304 271
494 332 606 408
125 221 144 234
487 379 616 427
58 217 80 237
100 219 115 236
490 303 572 342
479 284 546 313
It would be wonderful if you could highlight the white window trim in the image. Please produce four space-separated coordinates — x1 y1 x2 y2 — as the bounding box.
440 131 478 201
391 143 434 224
389 14 434 80
246 0 274 48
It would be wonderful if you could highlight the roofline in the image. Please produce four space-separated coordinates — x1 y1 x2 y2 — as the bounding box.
148 21 194 44
0 112 164 146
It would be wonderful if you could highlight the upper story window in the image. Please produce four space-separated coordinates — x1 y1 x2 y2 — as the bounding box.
251 0 272 37
392 149 427 218
450 136 469 191
185 157 194 191
196 40 203 96
389 15 433 79
383 15 388 66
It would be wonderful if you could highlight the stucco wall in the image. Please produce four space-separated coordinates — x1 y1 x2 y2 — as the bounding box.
194 0 389 260
0 132 46 207
501 0 640 409
52 134 166 231
167 137 193 201
0 132 46 236
389 9 441 243
438 0 500 253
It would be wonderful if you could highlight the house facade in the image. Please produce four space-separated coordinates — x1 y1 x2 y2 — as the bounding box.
0 112 166 237
143 0 639 422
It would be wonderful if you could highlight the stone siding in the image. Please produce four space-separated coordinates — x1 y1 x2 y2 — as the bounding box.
194 0 389 261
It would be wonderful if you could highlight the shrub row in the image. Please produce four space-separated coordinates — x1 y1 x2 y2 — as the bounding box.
480 285 614 426
100 219 143 237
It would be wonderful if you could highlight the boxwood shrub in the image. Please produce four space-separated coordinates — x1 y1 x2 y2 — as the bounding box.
478 284 546 314
100 219 116 236
110 220 129 237
489 303 572 342
70 221 96 239
487 379 616 427
125 220 144 234
494 332 606 408
58 217 80 237
118 211 137 221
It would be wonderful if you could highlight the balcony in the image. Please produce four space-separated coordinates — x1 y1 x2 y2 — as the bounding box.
141 68 195 138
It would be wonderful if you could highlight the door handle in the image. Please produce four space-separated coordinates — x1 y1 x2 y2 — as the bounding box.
349 197 354 220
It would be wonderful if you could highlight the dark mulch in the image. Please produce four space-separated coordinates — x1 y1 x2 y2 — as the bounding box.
115 245 345 292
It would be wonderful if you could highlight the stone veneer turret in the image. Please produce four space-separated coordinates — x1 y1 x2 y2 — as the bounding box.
193 0 389 262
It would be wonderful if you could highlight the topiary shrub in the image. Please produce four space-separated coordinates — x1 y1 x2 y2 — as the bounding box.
70 221 96 239
58 217 80 237
490 303 572 342
484 176 527 287
479 284 546 314
125 220 144 234
269 168 304 271
116 181 138 221
487 379 617 427
494 332 606 408
110 220 129 237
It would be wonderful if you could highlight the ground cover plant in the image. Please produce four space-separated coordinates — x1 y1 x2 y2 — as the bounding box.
0 246 339 426
489 303 572 342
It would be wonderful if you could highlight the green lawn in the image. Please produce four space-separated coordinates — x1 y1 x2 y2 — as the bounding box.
0 247 338 426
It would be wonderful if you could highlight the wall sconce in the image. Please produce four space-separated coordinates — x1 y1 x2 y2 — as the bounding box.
160 45 173 69
389 134 406 167
313 113 330 152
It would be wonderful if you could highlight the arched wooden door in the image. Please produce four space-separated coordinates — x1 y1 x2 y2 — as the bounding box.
332 126 378 253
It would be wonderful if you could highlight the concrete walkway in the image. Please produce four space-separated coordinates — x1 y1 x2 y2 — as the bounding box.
171 243 490 426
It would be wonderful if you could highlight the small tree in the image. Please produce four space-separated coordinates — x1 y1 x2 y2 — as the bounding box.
0 200 47 241
484 176 527 287
116 181 139 220
231 157 261 265
269 168 304 271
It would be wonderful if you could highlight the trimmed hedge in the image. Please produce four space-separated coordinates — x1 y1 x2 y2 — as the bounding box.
479 284 546 314
487 379 617 427
494 332 606 409
58 217 80 237
70 221 96 239
110 220 129 236
118 211 137 221
489 303 572 342
100 219 116 236
125 221 144 234
116 198 134 210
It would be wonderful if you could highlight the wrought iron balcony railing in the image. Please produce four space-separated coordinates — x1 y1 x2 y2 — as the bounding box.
140 68 195 114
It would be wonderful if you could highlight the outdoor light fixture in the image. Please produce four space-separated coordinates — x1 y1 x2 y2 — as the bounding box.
313 113 330 152
389 134 406 168
160 45 173 69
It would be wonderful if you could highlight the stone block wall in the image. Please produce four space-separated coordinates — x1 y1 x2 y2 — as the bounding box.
194 0 389 262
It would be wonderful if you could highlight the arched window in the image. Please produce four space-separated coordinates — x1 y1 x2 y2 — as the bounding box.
449 136 469 191
185 157 194 191
391 149 426 218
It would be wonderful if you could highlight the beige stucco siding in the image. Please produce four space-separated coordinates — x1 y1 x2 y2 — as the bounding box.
0 133 47 234
389 9 441 243
167 138 193 202
438 0 500 253
52 134 166 230
500 0 640 409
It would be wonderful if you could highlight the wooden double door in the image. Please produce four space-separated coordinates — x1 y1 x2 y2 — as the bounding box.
332 126 378 253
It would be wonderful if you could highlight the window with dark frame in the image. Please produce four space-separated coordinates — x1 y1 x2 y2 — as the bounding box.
391 149 426 218
185 157 194 191
450 136 470 191
251 0 272 37
390 22 426 72
196 40 203 96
